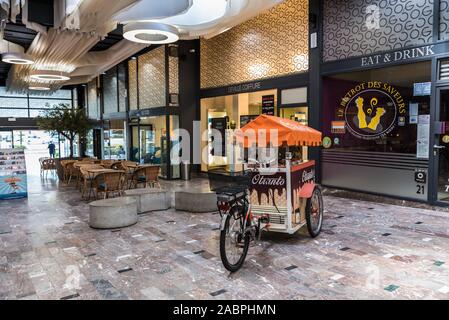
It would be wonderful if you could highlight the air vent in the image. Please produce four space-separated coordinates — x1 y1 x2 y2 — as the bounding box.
440 59 449 81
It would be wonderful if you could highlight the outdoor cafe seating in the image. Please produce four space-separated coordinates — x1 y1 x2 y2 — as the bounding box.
60 158 161 200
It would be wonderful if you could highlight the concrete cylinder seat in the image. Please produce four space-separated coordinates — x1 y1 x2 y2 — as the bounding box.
175 189 218 213
124 188 171 214
89 197 138 229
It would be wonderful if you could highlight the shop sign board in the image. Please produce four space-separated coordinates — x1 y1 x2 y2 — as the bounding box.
413 82 431 96
361 45 435 68
338 81 406 140
262 95 275 116
0 149 27 200
322 41 449 74
227 82 262 94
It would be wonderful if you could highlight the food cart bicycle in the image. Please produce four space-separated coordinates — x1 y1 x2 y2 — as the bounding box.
209 115 324 272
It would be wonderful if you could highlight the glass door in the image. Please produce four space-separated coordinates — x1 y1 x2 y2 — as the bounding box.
435 88 449 203
280 106 309 161
0 131 13 149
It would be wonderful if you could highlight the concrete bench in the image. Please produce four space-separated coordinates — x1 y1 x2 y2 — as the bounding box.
124 188 171 214
89 197 138 229
175 190 217 213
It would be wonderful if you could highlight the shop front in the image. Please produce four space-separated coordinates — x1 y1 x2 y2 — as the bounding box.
321 61 432 202
315 0 449 205
129 110 180 179
200 82 309 173
199 0 310 174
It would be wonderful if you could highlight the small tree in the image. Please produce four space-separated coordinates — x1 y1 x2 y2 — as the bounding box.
37 103 93 158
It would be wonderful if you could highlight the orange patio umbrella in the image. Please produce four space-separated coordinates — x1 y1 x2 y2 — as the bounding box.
235 114 322 147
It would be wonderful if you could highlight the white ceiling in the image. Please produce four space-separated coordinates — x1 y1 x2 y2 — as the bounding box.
6 0 284 93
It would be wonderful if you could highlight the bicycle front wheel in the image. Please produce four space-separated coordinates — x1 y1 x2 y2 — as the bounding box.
219 209 250 273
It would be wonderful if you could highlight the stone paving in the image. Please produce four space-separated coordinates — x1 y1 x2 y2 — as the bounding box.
1 175 449 300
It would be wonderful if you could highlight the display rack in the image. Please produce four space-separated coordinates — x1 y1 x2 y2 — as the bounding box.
0 149 28 200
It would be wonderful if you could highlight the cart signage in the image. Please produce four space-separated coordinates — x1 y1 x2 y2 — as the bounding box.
302 169 315 183
249 162 316 211
251 174 285 186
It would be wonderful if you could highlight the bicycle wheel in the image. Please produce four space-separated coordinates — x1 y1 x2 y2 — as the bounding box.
219 207 250 273
306 187 324 238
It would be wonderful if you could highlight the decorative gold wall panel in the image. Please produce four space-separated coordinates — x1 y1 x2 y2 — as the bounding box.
169 55 179 95
138 46 166 108
128 59 138 110
200 0 309 89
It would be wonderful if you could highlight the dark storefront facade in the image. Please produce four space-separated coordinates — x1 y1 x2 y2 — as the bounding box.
312 0 449 205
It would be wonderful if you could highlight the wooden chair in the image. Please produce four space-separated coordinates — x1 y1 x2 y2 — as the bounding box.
79 164 105 199
39 157 48 176
132 165 161 189
60 160 77 183
40 158 55 177
116 161 138 189
95 171 125 199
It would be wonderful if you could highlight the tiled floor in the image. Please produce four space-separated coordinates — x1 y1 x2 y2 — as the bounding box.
1 174 449 300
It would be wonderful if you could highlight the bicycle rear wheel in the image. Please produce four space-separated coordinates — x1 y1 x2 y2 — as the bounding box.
219 208 250 272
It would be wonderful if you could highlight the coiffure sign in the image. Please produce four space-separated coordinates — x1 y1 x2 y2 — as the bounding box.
338 82 406 140
227 82 262 94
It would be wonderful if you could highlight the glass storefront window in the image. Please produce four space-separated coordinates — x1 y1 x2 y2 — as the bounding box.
200 89 278 172
321 61 432 201
104 120 126 160
322 62 431 154
280 106 309 161
169 115 180 179
131 116 168 178
437 88 449 203
85 130 94 158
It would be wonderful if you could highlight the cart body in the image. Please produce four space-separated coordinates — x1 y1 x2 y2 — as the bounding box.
248 160 316 234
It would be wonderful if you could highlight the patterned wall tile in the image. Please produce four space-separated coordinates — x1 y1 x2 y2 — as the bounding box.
323 0 434 62
442 0 449 41
169 55 179 95
138 46 166 108
128 59 138 110
200 0 309 89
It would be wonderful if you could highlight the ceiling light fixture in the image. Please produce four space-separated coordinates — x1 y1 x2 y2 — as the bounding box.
114 0 192 23
123 22 179 44
29 86 51 91
29 70 71 82
152 0 228 27
2 52 35 65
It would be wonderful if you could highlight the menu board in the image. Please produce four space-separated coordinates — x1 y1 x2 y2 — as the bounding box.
262 95 275 116
210 118 227 156
0 149 27 200
417 115 430 159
